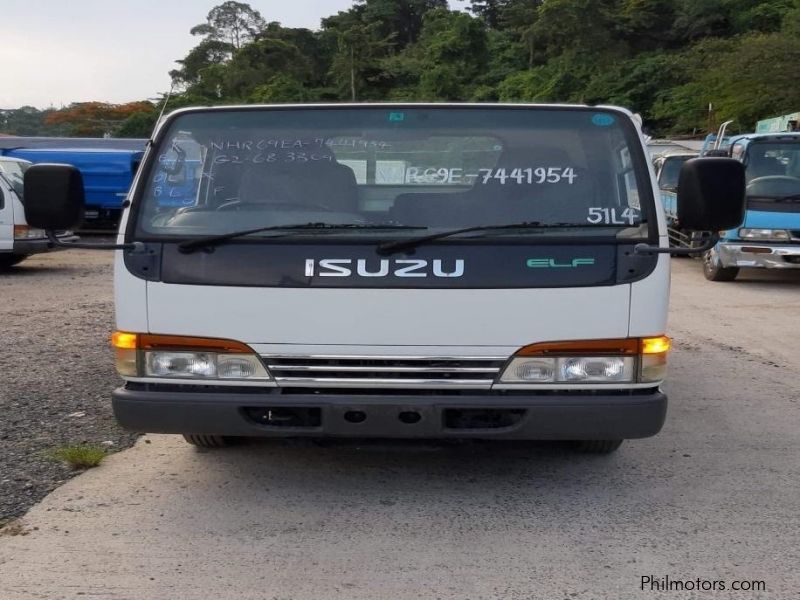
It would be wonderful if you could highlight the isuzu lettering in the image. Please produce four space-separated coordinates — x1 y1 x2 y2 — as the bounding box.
21 104 745 453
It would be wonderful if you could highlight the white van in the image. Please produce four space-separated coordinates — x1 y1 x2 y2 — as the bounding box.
21 104 745 452
0 157 77 268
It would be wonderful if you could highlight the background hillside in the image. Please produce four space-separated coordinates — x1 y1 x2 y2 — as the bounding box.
2 0 799 138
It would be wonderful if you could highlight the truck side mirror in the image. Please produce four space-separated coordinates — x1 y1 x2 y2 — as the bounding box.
634 157 745 256
23 164 85 230
677 158 745 231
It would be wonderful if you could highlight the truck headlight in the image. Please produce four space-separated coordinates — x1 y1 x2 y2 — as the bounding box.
501 356 635 383
111 332 270 380
145 352 216 378
13 225 46 239
499 337 670 385
738 228 791 241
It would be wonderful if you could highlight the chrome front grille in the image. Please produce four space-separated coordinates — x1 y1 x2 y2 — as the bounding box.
264 355 508 389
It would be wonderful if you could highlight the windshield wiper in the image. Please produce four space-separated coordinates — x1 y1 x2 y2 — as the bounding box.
376 222 615 255
177 223 426 253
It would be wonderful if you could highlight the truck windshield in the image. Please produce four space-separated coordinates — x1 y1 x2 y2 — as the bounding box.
134 107 652 241
745 141 800 209
658 155 693 190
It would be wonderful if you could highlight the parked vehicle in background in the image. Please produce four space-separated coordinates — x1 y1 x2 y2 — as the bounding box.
20 103 746 453
756 112 800 134
0 157 76 269
646 139 703 159
653 153 699 191
701 131 800 281
0 138 146 228
653 152 699 249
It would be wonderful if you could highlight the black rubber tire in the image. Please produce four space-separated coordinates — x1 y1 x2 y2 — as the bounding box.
0 254 28 269
702 250 739 282
182 434 229 448
576 440 624 454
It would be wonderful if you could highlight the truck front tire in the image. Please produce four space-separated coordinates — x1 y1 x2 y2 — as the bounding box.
703 250 739 281
182 434 230 448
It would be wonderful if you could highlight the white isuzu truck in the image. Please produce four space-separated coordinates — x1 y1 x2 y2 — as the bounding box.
21 104 745 452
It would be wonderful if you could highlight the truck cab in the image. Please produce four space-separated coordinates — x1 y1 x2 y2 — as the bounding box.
702 133 800 281
19 103 746 453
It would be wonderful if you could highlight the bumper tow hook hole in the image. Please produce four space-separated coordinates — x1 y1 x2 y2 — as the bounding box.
344 410 367 424
398 411 422 424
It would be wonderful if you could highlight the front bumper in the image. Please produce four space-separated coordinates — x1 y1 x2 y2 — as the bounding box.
112 386 667 440
718 242 800 269
13 234 79 255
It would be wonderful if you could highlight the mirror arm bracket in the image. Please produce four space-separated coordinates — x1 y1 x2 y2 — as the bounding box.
634 233 719 256
46 231 146 253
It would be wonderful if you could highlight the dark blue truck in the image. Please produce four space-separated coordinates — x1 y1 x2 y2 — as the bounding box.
0 137 146 226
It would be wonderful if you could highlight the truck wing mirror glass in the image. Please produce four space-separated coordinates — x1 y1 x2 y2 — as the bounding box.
23 164 85 230
635 158 745 256
677 157 745 231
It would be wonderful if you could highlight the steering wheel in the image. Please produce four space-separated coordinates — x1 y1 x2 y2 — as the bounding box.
216 200 335 212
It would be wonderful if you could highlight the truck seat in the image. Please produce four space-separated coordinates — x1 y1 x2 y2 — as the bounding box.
238 156 359 213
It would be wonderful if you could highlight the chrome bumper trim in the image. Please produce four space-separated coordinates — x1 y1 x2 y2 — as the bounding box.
718 243 800 269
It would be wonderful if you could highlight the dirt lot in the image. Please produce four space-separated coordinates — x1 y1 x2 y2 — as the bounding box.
1 251 799 599
0 250 137 524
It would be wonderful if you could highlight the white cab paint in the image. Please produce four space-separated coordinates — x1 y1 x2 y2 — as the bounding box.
146 283 633 348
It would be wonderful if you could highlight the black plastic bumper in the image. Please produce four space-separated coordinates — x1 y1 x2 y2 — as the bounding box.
112 386 667 440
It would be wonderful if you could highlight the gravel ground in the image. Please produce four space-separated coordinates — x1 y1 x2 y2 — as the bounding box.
0 249 137 523
1 254 799 598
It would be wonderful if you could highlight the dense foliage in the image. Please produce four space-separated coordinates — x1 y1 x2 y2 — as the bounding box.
3 0 799 138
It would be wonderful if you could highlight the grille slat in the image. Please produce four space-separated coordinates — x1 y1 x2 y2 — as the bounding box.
264 355 507 389
267 364 500 373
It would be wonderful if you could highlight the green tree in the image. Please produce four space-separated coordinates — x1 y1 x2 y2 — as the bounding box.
218 38 312 100
616 0 678 51
415 9 489 100
190 1 266 49
325 7 395 101
143 0 800 136
170 39 234 87
361 0 448 47
116 110 159 138
532 0 626 60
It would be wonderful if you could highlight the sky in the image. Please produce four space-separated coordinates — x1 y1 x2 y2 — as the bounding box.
2 0 470 110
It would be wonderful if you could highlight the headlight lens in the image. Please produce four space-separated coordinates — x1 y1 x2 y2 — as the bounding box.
111 333 270 380
512 358 556 382
738 228 791 241
142 351 269 379
145 352 216 378
560 356 632 382
500 356 635 383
